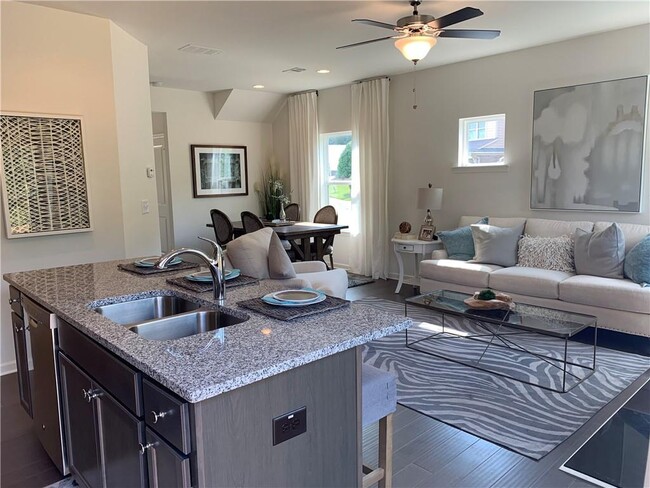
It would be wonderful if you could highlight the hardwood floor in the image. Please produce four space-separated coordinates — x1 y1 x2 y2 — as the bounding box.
1 277 647 487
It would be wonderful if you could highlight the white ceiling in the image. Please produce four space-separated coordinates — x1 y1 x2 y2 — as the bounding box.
34 1 650 94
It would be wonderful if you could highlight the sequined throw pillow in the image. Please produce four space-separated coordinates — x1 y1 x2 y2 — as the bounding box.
517 235 575 272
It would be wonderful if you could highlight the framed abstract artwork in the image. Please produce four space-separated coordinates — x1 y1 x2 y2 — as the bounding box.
0 113 92 238
190 144 248 198
530 75 647 212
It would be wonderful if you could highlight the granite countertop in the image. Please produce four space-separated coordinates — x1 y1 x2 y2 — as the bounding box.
4 260 411 403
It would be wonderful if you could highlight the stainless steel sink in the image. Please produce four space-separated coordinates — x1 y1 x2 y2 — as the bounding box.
95 295 202 325
127 310 248 341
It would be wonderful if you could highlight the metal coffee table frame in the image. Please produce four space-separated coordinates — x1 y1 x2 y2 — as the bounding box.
405 291 598 393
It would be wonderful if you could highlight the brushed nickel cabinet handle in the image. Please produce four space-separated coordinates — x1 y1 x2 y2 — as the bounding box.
9 298 19 305
139 442 155 455
151 410 167 424
82 388 100 402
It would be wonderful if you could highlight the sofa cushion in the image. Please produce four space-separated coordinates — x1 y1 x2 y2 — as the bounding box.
524 218 593 238
489 267 574 299
458 216 527 229
594 222 650 254
226 228 273 279
471 222 525 266
575 223 625 279
437 217 488 261
420 259 503 288
268 232 297 279
517 235 574 272
559 275 650 314
624 235 650 287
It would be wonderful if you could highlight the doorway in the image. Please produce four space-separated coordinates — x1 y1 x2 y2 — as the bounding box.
152 112 175 252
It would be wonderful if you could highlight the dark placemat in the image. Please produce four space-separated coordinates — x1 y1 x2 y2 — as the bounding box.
118 261 199 276
237 295 350 321
166 274 260 293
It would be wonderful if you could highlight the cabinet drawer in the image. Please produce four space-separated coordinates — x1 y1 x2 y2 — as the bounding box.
59 320 143 416
145 428 191 488
397 244 415 252
143 379 191 455
9 286 22 317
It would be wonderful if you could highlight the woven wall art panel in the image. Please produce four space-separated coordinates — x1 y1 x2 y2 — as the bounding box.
1 114 92 238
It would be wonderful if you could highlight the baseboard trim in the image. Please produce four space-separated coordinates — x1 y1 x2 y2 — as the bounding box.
1 360 17 376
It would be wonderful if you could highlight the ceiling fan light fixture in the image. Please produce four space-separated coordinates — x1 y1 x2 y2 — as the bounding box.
394 35 437 63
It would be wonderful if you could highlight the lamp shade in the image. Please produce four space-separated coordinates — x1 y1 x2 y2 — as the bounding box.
417 187 443 210
394 36 437 62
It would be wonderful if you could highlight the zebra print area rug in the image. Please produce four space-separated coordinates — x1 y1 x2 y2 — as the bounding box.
359 297 650 460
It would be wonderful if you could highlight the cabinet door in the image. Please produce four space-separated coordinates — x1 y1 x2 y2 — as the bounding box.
144 428 191 488
11 312 32 417
59 354 102 488
96 388 147 488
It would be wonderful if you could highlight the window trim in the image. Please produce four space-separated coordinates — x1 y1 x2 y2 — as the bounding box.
457 114 506 168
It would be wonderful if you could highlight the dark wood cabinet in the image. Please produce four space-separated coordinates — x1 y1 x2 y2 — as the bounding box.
144 428 192 488
11 312 32 417
97 387 147 488
60 352 147 488
59 354 102 488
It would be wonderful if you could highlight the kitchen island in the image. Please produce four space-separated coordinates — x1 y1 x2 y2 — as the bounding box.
4 260 410 488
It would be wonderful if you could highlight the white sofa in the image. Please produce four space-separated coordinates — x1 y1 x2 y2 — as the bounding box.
419 216 650 337
223 228 349 299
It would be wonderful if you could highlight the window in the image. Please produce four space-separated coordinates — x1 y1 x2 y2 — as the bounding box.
458 114 506 166
320 132 353 227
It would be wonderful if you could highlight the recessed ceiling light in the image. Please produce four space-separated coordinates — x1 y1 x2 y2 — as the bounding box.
316 69 330 74
253 84 265 89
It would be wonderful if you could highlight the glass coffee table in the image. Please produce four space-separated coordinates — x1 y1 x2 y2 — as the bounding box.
405 290 598 393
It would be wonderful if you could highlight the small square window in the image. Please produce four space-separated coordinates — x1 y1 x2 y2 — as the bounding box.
458 114 506 166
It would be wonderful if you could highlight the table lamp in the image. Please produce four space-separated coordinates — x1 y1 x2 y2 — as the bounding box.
417 184 443 232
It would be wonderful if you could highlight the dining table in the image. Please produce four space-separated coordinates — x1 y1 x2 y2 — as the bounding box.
206 220 348 262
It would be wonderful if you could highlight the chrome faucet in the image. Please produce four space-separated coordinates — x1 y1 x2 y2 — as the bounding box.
155 236 225 306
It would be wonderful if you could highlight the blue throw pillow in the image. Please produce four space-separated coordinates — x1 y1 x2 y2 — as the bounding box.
624 235 650 287
437 217 488 260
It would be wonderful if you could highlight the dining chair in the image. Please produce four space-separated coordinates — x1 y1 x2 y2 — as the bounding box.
210 209 234 246
312 205 338 269
284 203 300 222
240 211 265 234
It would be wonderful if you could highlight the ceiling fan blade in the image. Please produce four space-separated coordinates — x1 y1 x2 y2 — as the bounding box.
352 18 398 31
438 29 501 39
429 7 483 29
336 36 395 50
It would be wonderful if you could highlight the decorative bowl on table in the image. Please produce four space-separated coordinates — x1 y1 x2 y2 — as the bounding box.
464 289 515 311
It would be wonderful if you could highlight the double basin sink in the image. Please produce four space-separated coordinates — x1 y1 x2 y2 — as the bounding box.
95 295 248 341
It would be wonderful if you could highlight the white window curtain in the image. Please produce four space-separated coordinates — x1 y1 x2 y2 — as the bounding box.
288 91 320 221
349 78 390 279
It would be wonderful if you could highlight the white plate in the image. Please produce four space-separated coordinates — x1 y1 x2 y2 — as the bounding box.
262 293 326 307
135 256 182 268
186 269 239 282
271 289 322 303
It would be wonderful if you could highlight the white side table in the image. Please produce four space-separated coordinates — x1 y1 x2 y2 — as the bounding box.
392 238 443 293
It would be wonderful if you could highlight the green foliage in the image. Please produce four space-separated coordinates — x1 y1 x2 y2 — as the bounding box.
328 184 351 202
337 142 352 179
254 165 289 219
477 289 496 301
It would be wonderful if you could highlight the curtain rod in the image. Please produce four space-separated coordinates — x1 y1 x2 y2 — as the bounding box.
288 89 319 97
353 75 390 84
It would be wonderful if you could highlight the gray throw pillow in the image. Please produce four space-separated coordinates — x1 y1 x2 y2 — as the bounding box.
268 232 297 279
574 223 625 278
437 217 488 261
471 223 525 266
517 235 575 272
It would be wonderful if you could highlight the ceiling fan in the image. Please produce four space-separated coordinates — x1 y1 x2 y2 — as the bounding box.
337 1 501 64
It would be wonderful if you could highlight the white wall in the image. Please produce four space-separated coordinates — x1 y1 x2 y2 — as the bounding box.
110 23 161 258
0 3 159 374
274 25 650 277
149 87 274 254
388 24 650 278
